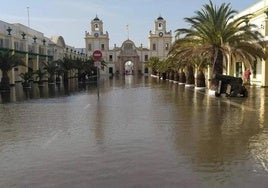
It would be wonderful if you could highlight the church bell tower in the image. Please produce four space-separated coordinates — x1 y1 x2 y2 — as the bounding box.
85 15 109 59
148 16 172 59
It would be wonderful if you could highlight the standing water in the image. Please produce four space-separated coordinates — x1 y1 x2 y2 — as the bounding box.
0 76 268 188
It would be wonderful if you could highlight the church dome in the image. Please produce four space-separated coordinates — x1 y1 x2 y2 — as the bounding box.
93 15 100 21
157 16 164 20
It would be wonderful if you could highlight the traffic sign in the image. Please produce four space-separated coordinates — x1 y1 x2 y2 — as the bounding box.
93 50 102 61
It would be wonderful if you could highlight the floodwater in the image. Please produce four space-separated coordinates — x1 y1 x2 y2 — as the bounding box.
0 76 268 188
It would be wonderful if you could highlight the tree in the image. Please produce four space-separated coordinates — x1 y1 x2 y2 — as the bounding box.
42 61 58 83
0 50 25 91
172 0 266 90
19 71 34 88
56 57 75 83
34 68 47 85
146 56 164 76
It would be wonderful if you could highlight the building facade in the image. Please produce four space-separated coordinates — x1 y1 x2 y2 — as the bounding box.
85 16 172 76
0 20 85 84
228 0 268 87
2 1 268 87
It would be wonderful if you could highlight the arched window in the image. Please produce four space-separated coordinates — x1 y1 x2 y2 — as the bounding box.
158 23 162 29
95 24 99 30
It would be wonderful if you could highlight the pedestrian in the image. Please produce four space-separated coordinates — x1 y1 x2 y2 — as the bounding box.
244 68 251 83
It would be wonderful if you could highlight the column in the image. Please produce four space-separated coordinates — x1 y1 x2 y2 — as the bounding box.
32 41 39 72
20 34 28 74
7 33 15 85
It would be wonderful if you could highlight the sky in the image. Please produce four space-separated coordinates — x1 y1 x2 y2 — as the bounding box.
1 0 260 49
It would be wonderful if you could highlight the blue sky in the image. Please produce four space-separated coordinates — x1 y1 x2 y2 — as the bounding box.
1 0 260 48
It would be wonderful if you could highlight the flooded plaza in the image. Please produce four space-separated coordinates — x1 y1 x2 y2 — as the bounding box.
0 76 268 188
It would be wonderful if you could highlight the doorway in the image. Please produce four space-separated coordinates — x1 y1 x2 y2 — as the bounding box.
125 61 134 75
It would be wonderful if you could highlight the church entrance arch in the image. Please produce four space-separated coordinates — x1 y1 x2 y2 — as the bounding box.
125 61 134 75
116 40 141 75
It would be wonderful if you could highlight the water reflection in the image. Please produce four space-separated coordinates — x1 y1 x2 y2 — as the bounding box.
0 79 96 103
1 76 268 187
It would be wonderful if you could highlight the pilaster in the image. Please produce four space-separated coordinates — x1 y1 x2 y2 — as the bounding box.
7 34 15 85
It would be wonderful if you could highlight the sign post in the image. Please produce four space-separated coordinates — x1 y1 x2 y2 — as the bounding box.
93 50 102 100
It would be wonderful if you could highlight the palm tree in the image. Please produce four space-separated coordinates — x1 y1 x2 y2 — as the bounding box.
34 68 47 85
19 71 34 88
56 57 75 83
146 56 169 79
146 56 161 76
42 61 58 84
172 0 266 90
0 50 25 91
84 58 97 82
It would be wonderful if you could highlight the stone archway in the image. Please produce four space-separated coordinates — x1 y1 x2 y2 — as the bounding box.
125 61 134 75
117 56 139 75
116 40 141 75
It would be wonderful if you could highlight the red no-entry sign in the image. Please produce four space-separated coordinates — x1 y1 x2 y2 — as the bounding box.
93 50 102 61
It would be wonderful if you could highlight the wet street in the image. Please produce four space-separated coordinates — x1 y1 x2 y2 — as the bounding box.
0 76 268 188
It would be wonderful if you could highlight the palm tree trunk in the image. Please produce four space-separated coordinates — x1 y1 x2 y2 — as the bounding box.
211 50 223 90
186 64 195 85
0 71 10 91
178 70 186 84
196 70 206 87
174 71 179 81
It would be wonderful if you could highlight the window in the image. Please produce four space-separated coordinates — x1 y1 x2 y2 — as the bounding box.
165 43 169 50
153 44 156 51
145 55 148 61
88 44 92 51
158 23 162 29
95 24 99 30
109 55 113 61
101 44 105 50
144 67 148 73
